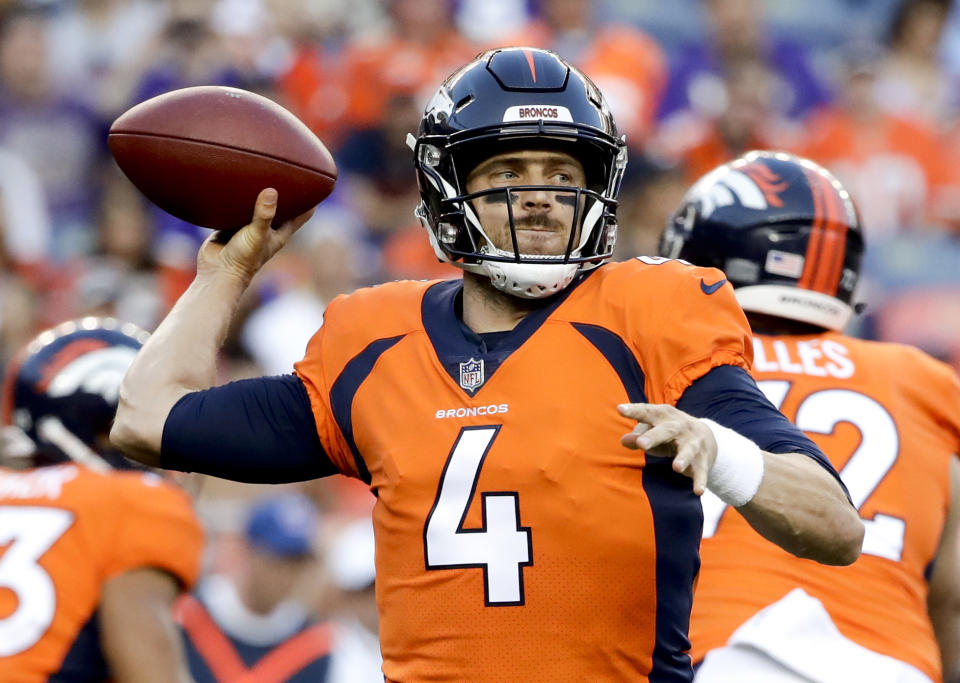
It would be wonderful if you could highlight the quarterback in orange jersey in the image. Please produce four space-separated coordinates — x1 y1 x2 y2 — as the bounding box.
112 48 862 681
0 319 204 683
660 151 960 683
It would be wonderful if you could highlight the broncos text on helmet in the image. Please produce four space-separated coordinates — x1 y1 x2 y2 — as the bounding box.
0 317 148 470
659 150 864 332
409 46 628 299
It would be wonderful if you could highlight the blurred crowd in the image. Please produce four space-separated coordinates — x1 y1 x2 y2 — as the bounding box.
0 0 957 370
0 0 958 673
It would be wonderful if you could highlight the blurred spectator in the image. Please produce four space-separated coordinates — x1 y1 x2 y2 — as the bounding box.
505 0 667 150
335 92 459 280
658 0 830 123
78 168 188 328
0 272 40 367
39 167 192 333
337 93 422 237
942 0 960 80
176 493 334 683
271 0 355 150
46 0 168 114
0 5 101 259
455 0 529 45
129 6 249 111
337 91 444 279
856 232 960 375
0 145 50 277
653 55 801 182
241 203 370 375
800 45 956 237
940 114 960 229
341 0 478 130
874 0 955 127
613 164 689 260
325 518 382 683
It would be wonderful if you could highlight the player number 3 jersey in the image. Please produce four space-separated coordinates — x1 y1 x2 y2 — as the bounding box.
0 464 203 682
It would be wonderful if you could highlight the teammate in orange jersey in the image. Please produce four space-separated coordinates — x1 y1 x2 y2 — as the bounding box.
0 318 204 683
659 150 960 683
111 48 862 681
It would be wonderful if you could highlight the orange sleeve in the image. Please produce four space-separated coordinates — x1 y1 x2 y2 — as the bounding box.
294 296 364 480
631 262 753 405
103 473 204 589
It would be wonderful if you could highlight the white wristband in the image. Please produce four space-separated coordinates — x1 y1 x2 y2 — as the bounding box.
700 419 765 508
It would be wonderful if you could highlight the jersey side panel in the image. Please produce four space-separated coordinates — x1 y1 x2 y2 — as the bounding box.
294 280 435 479
691 334 960 680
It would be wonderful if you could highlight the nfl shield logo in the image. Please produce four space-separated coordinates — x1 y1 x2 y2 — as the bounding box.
459 358 485 391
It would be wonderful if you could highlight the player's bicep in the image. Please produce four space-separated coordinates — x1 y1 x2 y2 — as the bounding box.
160 374 337 483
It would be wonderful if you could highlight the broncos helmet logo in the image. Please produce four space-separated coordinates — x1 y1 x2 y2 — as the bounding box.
687 161 789 219
42 345 138 404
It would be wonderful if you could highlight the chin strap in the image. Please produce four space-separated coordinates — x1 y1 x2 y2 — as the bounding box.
481 260 580 299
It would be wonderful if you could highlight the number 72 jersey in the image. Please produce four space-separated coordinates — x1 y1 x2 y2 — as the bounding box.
691 332 960 681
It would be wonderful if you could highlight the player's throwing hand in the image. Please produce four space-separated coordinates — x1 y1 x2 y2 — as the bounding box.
618 403 718 495
197 188 315 285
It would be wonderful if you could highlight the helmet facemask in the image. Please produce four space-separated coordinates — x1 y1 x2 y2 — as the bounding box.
413 130 625 298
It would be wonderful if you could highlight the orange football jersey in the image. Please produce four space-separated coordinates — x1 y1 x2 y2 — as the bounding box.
0 464 204 682
295 258 752 681
691 332 960 681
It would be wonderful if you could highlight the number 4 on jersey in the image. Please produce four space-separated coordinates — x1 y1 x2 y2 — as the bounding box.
424 426 533 606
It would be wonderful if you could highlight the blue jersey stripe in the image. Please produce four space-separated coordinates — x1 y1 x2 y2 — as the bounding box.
572 322 696 681
329 335 405 484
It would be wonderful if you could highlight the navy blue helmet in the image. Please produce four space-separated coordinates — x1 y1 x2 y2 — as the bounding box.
410 46 627 298
1 318 148 469
659 151 864 331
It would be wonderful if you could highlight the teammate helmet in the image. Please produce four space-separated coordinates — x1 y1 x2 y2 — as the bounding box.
0 317 148 469
410 46 628 298
659 151 864 331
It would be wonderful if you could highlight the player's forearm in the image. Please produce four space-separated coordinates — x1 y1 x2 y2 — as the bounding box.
100 569 195 683
112 270 248 464
737 452 864 566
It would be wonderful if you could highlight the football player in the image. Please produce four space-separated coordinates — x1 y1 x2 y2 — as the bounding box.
0 318 203 683
660 151 960 683
111 48 862 681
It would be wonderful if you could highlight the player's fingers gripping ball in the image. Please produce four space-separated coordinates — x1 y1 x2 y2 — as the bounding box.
198 189 314 283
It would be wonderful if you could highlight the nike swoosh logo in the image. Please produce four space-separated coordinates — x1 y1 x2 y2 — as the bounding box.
700 278 727 295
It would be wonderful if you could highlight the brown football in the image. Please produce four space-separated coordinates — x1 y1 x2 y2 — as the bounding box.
108 86 337 230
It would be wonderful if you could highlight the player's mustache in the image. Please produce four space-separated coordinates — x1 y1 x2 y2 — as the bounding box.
514 214 566 231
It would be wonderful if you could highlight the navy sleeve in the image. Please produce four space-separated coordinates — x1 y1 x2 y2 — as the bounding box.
160 374 338 483
676 364 850 499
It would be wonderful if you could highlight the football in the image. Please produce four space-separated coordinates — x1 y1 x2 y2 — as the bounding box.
108 86 337 230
